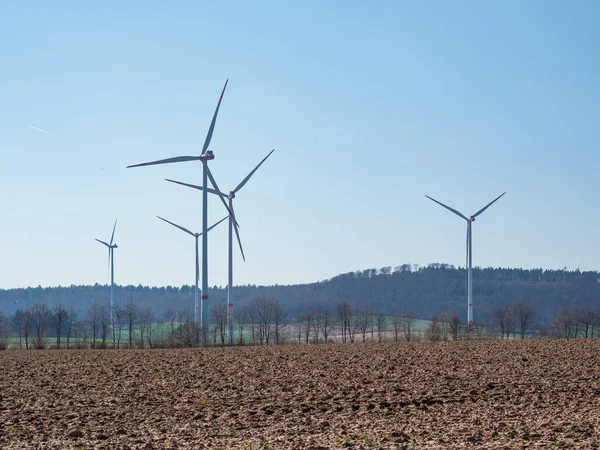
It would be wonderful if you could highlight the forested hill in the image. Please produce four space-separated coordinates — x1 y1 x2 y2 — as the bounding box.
1 264 599 325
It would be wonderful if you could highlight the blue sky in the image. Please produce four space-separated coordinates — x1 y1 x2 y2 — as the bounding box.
1 1 599 289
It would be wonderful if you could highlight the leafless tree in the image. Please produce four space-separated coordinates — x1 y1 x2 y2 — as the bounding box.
272 299 287 345
166 310 176 348
391 310 401 342
211 303 228 346
449 315 461 340
30 303 48 349
375 314 386 342
0 313 10 350
514 301 535 339
13 309 31 349
88 304 98 349
577 306 596 338
400 312 416 342
492 307 510 339
232 304 249 345
113 306 125 349
309 306 324 344
50 304 68 348
65 306 76 349
426 316 442 342
125 302 138 349
337 302 352 343
300 310 312 344
253 297 280 345
321 307 333 343
99 304 110 348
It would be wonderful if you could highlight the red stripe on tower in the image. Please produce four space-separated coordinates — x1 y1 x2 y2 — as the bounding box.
468 304 473 307
202 295 208 300
228 303 233 308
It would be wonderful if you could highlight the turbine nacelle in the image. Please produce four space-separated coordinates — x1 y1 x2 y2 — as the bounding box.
469 217 475 222
200 151 215 161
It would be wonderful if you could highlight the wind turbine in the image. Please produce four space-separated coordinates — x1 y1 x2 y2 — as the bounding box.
157 215 228 325
425 192 505 328
165 149 275 344
127 79 230 343
96 219 118 326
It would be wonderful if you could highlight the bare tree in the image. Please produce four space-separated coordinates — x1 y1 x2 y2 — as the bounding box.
113 306 125 349
375 314 386 342
165 310 176 348
449 315 461 340
300 310 313 344
65 306 76 349
400 312 416 342
211 303 228 346
125 302 138 349
232 304 249 345
50 304 68 348
88 304 98 349
391 310 401 342
577 306 596 338
99 304 110 348
30 303 48 349
426 316 442 342
13 309 31 349
514 301 535 339
321 307 333 343
492 307 510 339
309 306 323 344
272 300 287 345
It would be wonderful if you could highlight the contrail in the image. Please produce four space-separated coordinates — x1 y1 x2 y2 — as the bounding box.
28 125 51 134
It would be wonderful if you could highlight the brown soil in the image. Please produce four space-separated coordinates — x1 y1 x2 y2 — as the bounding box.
1 340 599 449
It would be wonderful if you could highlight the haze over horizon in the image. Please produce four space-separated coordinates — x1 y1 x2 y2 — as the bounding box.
1 1 599 290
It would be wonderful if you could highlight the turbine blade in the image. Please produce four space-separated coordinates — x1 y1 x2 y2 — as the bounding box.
206 166 238 225
425 195 468 221
165 178 227 197
95 239 110 247
233 222 246 262
157 216 195 237
110 219 117 246
206 216 228 233
201 79 228 156
232 149 275 194
471 192 506 218
127 155 199 169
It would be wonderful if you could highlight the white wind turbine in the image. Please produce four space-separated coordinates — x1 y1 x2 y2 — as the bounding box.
425 192 506 328
95 219 118 325
157 215 228 324
166 149 275 343
127 79 231 342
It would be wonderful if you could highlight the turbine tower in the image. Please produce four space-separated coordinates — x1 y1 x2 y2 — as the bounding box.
425 193 505 328
95 219 118 325
157 215 227 324
166 149 275 344
127 79 230 344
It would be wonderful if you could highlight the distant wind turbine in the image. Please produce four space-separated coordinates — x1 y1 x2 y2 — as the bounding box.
166 148 275 344
96 219 118 325
425 193 506 328
127 79 230 343
157 215 228 324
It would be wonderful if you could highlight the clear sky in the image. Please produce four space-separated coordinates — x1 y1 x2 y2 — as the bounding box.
1 1 599 290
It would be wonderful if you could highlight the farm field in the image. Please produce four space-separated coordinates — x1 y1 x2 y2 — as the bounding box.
1 340 600 449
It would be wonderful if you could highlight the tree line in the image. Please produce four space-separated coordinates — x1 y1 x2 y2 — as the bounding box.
0 297 597 350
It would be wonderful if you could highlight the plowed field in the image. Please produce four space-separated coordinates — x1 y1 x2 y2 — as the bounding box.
1 340 600 449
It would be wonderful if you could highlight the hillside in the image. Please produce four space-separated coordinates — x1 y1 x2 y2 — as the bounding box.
1 264 599 325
